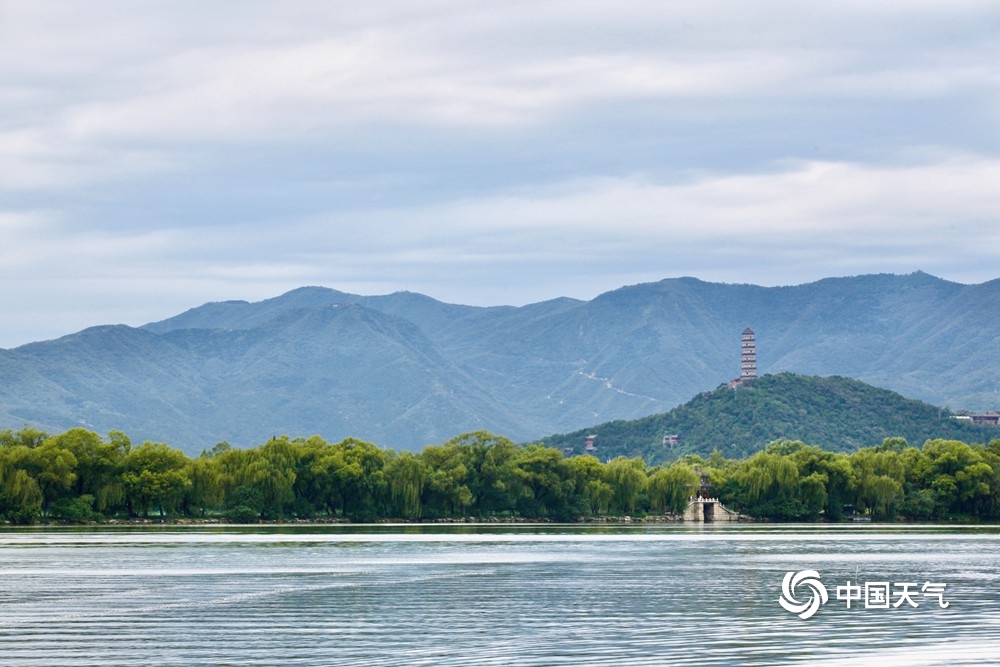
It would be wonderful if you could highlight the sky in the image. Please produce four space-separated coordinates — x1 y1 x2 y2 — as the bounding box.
1 1 999 348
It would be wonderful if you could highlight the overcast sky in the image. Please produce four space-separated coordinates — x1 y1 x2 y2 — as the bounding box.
2 1 998 348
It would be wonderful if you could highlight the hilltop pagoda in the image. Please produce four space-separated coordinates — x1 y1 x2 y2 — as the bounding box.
740 326 758 380
729 326 758 388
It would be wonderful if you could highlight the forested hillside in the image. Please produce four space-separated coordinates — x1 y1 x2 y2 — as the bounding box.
542 374 998 462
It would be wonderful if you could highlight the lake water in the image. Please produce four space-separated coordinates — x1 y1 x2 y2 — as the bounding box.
1 524 999 666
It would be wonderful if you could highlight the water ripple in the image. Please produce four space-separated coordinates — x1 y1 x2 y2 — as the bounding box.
1 525 999 666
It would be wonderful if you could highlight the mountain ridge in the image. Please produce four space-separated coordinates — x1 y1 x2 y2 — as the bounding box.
1 271 998 454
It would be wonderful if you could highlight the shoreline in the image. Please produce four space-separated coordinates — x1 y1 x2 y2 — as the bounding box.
5 515 993 528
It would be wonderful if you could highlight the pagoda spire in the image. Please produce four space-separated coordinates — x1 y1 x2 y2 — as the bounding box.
740 326 757 380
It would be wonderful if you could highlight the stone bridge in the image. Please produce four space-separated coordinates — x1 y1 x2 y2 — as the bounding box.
681 498 743 522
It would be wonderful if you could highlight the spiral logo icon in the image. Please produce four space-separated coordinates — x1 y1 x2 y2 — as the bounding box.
778 570 828 619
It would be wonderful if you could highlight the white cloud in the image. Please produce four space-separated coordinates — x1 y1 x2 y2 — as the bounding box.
342 153 1000 242
53 37 814 147
1 1 999 346
3 151 997 293
3 0 997 191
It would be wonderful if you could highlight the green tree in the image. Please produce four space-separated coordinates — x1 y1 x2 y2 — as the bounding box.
292 436 340 517
566 455 613 516
47 429 129 513
185 455 223 517
604 457 647 515
788 446 851 520
849 448 904 519
384 451 427 519
734 451 804 519
877 437 908 453
421 442 473 517
647 462 699 513
511 444 573 519
920 439 994 516
450 431 521 515
122 442 191 517
0 426 48 449
237 437 299 520
0 447 43 523
335 438 387 521
23 439 79 516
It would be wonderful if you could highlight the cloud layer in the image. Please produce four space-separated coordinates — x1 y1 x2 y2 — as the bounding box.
1 1 998 347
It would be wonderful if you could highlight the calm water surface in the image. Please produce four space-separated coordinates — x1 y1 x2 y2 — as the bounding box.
2 524 999 666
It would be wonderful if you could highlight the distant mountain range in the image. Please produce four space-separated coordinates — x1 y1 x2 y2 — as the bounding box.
1 271 998 455
541 373 999 462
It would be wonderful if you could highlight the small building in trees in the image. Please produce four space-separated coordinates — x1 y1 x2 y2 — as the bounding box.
954 412 1000 426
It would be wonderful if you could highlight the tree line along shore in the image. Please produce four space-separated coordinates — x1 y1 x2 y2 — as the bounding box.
2 426 999 524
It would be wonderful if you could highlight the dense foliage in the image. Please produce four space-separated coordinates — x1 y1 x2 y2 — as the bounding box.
543 374 997 461
3 426 1000 524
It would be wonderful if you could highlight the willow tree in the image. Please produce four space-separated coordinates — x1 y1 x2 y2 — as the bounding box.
850 448 905 519
647 462 699 514
0 448 43 523
735 451 801 518
566 454 613 516
385 451 427 519
604 456 647 515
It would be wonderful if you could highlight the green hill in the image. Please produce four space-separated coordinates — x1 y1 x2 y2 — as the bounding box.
540 373 999 462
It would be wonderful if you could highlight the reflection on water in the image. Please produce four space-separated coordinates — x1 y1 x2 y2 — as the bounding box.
1 524 999 666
